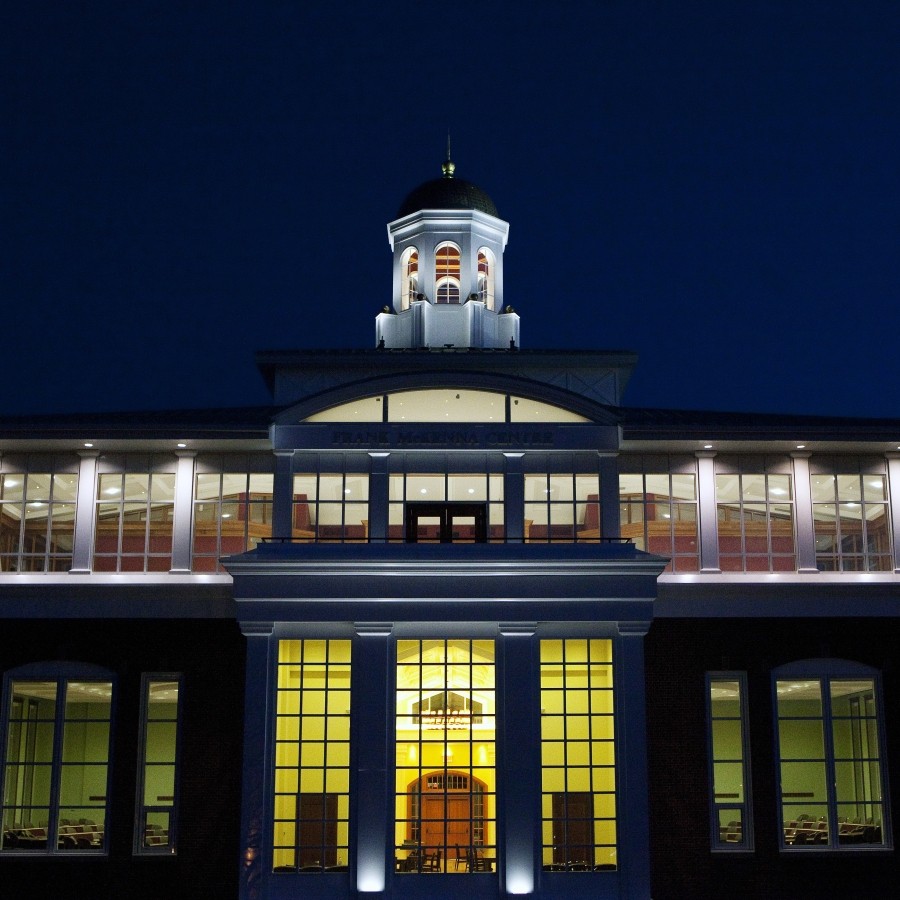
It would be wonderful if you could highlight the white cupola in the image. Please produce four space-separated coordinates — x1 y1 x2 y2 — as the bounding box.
376 155 519 349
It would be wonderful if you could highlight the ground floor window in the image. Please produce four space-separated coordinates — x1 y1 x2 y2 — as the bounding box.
1 666 113 853
272 640 351 871
394 639 496 873
135 676 181 854
539 639 617 870
707 673 753 850
774 661 890 849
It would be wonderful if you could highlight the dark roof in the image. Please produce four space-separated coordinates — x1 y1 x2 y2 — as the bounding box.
0 405 278 440
619 405 900 442
397 176 499 218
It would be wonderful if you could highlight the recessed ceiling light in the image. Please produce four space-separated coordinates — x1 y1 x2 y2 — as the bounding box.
796 444 806 449
84 442 93 448
703 444 713 449
177 442 187 449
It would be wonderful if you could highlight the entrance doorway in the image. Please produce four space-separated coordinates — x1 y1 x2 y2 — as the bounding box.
408 771 487 866
405 503 487 543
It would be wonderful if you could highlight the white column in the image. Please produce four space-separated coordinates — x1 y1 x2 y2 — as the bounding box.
169 452 196 573
696 451 720 572
791 452 819 573
70 451 99 574
885 453 900 572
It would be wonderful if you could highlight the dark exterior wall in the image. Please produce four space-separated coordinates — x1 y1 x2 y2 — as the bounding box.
645 617 899 899
0 618 245 900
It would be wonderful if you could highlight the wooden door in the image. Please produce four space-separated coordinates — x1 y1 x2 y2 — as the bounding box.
297 793 337 867
552 792 593 866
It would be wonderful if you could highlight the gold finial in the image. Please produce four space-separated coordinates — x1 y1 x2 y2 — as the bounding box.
442 131 455 178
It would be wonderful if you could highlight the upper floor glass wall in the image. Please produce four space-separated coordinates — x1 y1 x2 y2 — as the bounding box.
715 457 795 572
0 451 897 572
192 467 274 572
809 460 891 572
618 464 698 572
0 467 78 572
94 464 176 573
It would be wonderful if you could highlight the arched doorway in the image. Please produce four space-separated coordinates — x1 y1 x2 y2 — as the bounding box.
408 770 487 865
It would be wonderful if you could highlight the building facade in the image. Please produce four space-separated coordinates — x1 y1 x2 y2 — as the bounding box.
1 160 897 898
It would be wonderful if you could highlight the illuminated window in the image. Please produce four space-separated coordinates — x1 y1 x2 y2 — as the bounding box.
401 247 419 309
192 471 274 571
707 674 753 850
273 640 351 872
389 473 504 543
540 639 616 871
810 471 891 571
135 677 181 854
93 470 176 572
774 662 890 850
435 243 461 304
0 471 78 572
303 391 590 424
525 473 601 542
716 471 795 572
292 473 369 543
618 469 698 571
476 248 494 308
395 640 496 874
1 666 113 854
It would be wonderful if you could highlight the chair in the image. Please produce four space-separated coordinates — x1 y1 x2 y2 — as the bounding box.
455 844 469 870
422 848 441 872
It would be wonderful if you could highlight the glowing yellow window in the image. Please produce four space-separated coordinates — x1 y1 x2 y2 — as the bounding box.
272 640 351 872
540 639 616 871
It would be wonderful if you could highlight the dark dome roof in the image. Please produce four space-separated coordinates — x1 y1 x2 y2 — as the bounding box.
397 175 499 218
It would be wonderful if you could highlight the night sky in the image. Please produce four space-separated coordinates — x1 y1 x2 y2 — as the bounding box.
3 1 899 419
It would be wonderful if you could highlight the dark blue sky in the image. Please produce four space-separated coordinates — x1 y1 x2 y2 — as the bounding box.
3 1 899 418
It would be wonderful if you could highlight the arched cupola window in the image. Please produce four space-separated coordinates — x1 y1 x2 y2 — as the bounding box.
401 247 419 310
435 242 461 304
476 248 494 309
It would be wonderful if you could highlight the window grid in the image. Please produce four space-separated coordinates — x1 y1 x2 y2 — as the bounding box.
525 473 602 543
192 472 274 571
435 243 461 304
273 640 351 872
93 472 176 572
476 248 494 308
540 639 617 871
292 473 369 543
389 473 504 543
715 473 796 572
618 471 698 571
0 472 78 572
706 674 753 850
775 673 889 849
811 473 892 572
1 677 113 854
395 639 496 874
135 676 181 854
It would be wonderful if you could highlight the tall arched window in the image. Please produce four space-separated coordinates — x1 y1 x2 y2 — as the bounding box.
400 248 419 310
476 248 494 309
435 243 461 304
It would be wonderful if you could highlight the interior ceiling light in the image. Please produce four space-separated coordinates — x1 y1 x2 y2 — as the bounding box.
796 444 806 449
177 442 187 448
84 442 93 448
703 444 713 449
